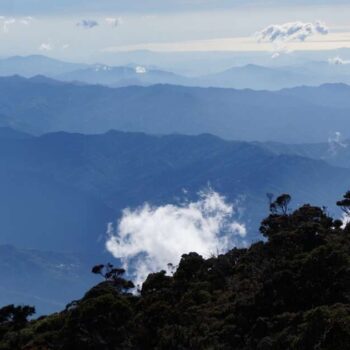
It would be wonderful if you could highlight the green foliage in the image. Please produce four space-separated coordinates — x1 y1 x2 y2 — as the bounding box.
3 193 350 349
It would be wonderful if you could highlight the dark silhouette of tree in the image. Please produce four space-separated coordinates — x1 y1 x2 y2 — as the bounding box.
0 305 35 330
269 193 291 215
337 190 350 215
91 263 134 293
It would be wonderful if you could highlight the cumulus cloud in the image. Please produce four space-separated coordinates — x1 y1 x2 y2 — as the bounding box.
328 56 350 65
105 17 122 27
76 19 99 29
257 21 328 58
257 21 328 43
106 189 247 286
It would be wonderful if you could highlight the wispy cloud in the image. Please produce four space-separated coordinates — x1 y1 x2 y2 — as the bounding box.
106 189 246 286
328 131 347 156
76 19 99 29
0 16 34 33
38 40 71 52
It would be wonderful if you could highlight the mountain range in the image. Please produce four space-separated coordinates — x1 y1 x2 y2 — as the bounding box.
2 55 350 90
0 76 349 142
1 54 350 316
0 55 87 78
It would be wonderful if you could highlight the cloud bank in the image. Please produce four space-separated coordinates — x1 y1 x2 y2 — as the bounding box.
76 19 99 29
257 21 328 43
106 190 246 286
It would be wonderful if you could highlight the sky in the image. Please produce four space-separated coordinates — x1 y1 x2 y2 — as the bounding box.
0 0 350 63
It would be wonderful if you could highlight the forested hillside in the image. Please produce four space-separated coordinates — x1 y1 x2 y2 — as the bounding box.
1 195 350 349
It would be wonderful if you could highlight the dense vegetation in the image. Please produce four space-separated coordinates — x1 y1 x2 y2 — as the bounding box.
2 194 350 349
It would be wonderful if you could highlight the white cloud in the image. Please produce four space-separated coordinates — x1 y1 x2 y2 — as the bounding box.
38 41 70 52
76 19 99 29
257 21 329 43
106 189 246 286
94 64 112 72
39 42 53 51
328 56 350 65
341 213 350 229
256 21 329 58
135 66 147 74
0 16 34 33
105 17 122 28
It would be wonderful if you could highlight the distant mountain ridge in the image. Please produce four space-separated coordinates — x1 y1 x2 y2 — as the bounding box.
0 76 349 142
0 55 87 77
3 55 350 90
57 64 190 87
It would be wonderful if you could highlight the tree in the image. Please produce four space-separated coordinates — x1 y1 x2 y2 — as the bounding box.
91 263 135 293
336 191 350 215
0 305 35 329
269 194 291 215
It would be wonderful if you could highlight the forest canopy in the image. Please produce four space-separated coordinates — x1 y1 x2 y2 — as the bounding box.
1 194 350 349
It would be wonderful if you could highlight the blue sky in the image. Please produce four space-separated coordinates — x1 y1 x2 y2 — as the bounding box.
0 1 349 63
0 0 349 14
